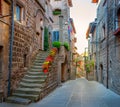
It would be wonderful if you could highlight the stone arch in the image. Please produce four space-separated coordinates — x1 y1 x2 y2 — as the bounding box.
100 64 103 83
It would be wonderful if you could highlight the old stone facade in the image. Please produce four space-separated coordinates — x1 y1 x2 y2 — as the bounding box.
0 0 76 101
107 0 120 94
88 0 120 95
50 0 76 82
0 0 54 99
0 0 10 99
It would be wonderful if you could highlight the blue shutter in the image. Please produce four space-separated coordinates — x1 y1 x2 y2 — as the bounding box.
52 31 59 42
56 31 59 41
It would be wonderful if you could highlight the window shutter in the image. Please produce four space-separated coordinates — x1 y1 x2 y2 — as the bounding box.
56 31 59 41
52 31 59 42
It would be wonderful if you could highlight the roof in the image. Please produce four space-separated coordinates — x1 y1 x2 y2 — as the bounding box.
86 22 97 39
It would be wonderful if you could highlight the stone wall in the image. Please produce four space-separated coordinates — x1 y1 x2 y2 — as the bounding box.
97 0 120 94
0 0 46 98
107 0 120 94
0 0 10 98
10 0 45 92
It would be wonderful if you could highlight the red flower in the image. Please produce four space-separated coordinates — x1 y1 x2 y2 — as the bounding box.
43 68 48 73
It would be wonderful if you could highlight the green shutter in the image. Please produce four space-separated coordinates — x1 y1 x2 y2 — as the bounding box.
44 27 49 51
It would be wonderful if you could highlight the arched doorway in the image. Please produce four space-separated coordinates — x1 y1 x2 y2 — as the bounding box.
61 56 67 82
100 64 103 83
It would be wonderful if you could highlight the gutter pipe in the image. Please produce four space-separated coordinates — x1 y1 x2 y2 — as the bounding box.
8 0 14 96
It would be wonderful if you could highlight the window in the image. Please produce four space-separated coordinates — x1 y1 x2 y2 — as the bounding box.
117 8 120 28
52 31 59 42
102 24 105 39
15 3 24 23
16 5 21 21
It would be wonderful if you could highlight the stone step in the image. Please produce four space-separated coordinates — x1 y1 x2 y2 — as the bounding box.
33 62 43 66
19 82 45 88
36 55 47 59
31 65 42 69
12 93 39 101
24 75 47 79
22 78 45 83
27 71 45 76
34 60 45 63
36 53 48 56
30 68 43 72
6 96 31 105
15 88 41 94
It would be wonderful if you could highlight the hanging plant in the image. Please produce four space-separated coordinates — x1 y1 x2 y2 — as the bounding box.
52 41 61 48
63 42 70 51
53 9 61 15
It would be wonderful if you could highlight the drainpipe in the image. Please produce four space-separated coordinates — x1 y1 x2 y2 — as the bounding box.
106 0 109 89
8 0 14 96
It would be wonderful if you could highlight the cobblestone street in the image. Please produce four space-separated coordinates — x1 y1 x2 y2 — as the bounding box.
0 78 120 107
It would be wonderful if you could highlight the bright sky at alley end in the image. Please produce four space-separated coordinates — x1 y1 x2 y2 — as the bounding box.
70 0 98 54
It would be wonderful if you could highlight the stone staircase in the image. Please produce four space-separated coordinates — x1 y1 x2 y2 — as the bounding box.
6 50 58 104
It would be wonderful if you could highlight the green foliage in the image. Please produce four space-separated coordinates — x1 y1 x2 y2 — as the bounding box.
44 27 49 51
85 60 94 73
52 41 61 48
63 42 70 51
53 10 61 15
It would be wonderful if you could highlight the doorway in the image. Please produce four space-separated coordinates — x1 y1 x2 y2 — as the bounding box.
100 64 103 83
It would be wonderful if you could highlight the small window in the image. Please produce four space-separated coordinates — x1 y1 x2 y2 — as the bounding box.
102 24 105 39
117 8 120 28
16 5 21 21
15 3 24 23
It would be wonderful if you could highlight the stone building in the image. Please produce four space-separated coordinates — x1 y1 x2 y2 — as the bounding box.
0 0 54 100
0 0 76 102
86 20 97 81
69 18 77 79
50 0 76 82
87 0 120 95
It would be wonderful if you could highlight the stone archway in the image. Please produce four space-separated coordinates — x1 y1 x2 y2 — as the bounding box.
100 64 103 83
61 56 67 82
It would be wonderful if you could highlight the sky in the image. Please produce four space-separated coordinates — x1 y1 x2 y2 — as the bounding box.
70 0 98 54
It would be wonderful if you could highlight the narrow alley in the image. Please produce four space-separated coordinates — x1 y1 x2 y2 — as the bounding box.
1 78 120 107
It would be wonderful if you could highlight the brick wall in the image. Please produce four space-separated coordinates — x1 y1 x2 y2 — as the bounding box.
0 0 46 98
97 0 120 94
107 0 120 94
10 0 45 92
